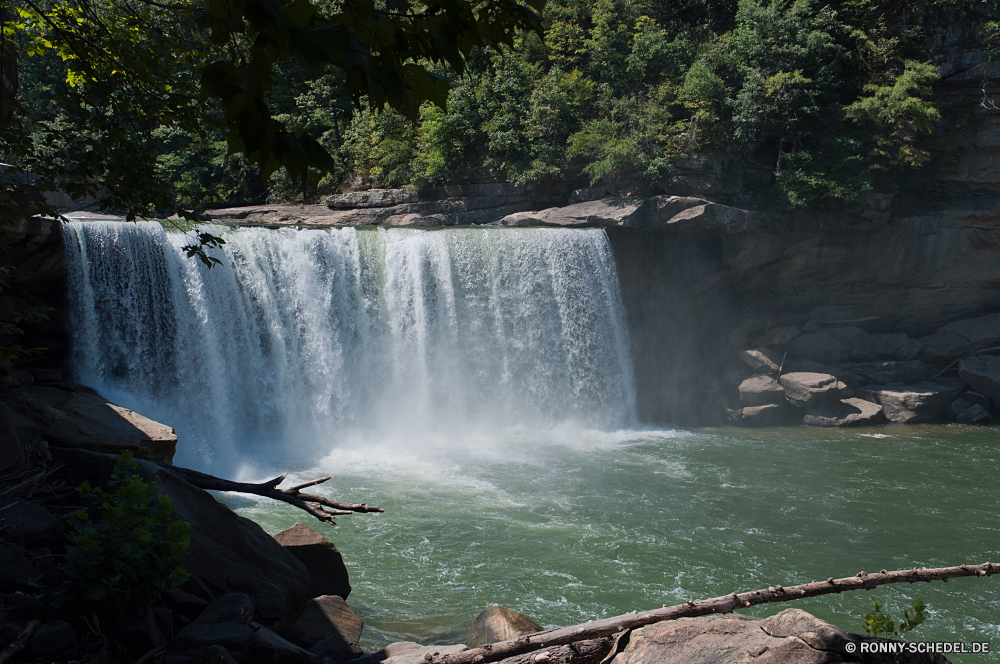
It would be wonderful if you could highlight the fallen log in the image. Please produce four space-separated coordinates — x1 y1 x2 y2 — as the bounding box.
155 463 384 525
434 562 1000 664
0 620 39 664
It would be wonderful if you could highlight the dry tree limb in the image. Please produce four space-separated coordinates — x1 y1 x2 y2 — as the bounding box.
434 562 1000 664
154 463 384 525
0 619 40 664
487 636 615 664
0 463 65 498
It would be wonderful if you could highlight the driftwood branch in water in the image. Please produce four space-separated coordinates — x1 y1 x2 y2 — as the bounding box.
155 463 384 525
434 562 1000 664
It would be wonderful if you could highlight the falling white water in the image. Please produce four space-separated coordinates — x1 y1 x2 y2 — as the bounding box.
63 222 637 473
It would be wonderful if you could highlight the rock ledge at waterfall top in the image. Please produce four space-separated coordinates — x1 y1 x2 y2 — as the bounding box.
203 194 761 231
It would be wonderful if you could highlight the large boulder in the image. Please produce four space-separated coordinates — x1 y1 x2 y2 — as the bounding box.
920 313 1000 361
350 642 469 664
287 595 363 658
784 359 865 387
827 326 875 361
854 382 962 423
957 355 1000 403
779 373 846 407
51 448 312 633
4 384 177 462
847 360 934 385
784 331 850 365
803 398 885 427
501 198 650 228
243 624 318 664
471 606 542 646
918 329 975 362
609 609 948 664
752 326 800 348
870 333 921 360
956 404 993 423
738 375 785 406
273 523 351 600
0 498 63 547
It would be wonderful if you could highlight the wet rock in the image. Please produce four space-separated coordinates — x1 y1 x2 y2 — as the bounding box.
740 404 791 426
351 642 469 664
0 498 63 547
287 595 363 654
957 355 1000 403
4 385 177 462
779 373 846 407
956 404 993 423
847 360 935 385
855 382 962 423
193 593 254 626
273 523 351 600
827 326 875 361
471 606 543 646
244 624 318 664
609 608 948 664
785 331 850 365
738 375 785 406
29 620 77 655
803 398 885 427
737 347 783 373
752 326 800 348
870 333 921 360
0 402 23 474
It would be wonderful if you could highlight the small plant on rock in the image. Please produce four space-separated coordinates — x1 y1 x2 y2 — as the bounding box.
62 452 190 608
863 597 927 639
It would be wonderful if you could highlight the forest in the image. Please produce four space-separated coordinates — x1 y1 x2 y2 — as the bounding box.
9 0 1000 217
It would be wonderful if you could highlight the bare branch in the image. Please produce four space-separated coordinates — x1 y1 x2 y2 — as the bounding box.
155 463 384 525
433 562 1000 664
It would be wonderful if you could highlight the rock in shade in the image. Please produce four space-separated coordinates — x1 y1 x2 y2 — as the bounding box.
942 312 1000 350
4 385 177 462
827 326 874 361
169 622 255 654
948 398 973 419
28 620 77 655
737 347 782 373
243 624 318 664
117 603 167 653
0 402 23 474
471 606 543 646
192 593 254 626
751 326 800 348
870 333 921 360
802 398 885 427
738 375 785 406
854 382 962 423
0 498 63 547
919 329 975 362
779 373 846 407
739 404 790 427
847 360 934 385
288 595 363 654
273 523 351 600
0 547 36 592
784 331 850 365
956 404 993 423
957 355 1000 403
962 391 992 410
608 609 948 664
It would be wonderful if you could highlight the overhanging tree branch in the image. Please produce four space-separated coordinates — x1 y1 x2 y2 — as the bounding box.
432 562 1000 664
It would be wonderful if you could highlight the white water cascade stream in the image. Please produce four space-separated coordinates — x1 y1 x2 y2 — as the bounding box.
63 222 638 473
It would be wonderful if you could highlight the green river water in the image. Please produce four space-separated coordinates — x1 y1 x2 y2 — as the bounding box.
220 422 1000 663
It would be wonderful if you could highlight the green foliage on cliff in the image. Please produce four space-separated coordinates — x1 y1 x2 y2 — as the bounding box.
5 0 998 215
62 453 190 609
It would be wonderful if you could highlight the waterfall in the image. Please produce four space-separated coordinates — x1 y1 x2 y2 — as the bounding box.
63 222 638 472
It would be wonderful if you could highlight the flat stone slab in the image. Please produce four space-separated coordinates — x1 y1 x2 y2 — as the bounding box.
803 398 885 427
779 372 846 407
855 381 961 423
